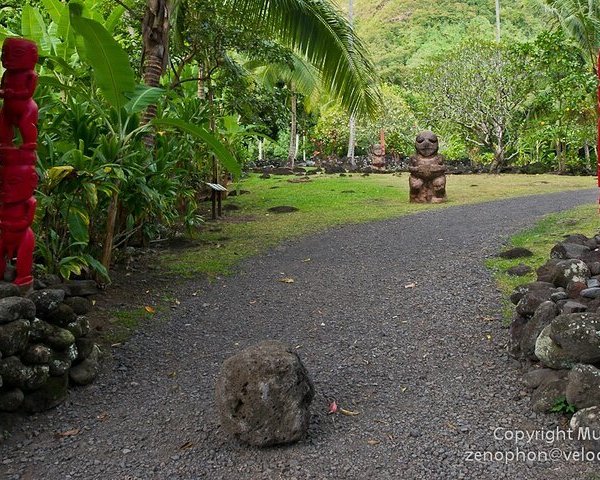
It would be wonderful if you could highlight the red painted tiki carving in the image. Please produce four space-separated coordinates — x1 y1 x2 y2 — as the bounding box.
0 38 39 290
0 38 39 149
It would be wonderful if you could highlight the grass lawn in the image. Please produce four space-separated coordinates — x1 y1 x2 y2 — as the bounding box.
164 172 596 278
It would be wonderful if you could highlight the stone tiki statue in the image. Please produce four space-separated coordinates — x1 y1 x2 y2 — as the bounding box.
369 143 386 170
409 131 447 203
0 38 39 291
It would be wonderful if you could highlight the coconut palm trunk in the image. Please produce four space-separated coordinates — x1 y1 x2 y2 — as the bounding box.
495 0 501 41
141 0 170 147
99 0 170 272
287 93 297 168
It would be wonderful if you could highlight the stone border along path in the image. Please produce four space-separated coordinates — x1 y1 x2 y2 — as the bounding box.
0 188 598 480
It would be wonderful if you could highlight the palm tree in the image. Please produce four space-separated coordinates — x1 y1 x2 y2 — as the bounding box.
141 0 380 145
347 0 356 167
140 0 172 147
248 54 321 168
542 0 600 179
542 0 600 71
231 0 379 117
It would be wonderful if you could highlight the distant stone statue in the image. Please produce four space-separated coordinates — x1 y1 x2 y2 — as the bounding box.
409 131 447 203
369 143 385 170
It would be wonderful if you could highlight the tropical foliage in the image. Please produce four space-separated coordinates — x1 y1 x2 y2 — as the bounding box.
0 0 380 279
0 0 598 280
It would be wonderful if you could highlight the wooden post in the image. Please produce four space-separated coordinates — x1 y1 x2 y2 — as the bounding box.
211 189 217 220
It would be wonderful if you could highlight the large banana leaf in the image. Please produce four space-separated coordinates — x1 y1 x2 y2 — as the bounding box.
153 118 242 179
105 6 126 33
81 0 106 24
21 5 51 55
69 3 135 111
124 85 164 114
41 0 64 25
0 26 15 44
56 5 76 60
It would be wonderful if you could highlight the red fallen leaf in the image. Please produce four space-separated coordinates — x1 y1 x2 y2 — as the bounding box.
328 400 338 414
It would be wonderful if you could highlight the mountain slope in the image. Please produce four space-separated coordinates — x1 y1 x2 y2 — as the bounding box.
337 0 545 81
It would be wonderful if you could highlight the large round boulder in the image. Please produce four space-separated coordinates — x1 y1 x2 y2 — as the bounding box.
517 301 558 360
0 319 30 356
535 313 600 368
21 373 69 413
550 242 591 260
69 344 100 385
215 341 314 447
552 259 590 288
0 297 35 324
551 313 600 363
27 289 65 317
566 364 600 409
516 287 557 317
570 406 600 452
0 388 24 412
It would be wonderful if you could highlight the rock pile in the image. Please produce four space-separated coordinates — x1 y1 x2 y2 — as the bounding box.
0 276 100 413
508 233 600 448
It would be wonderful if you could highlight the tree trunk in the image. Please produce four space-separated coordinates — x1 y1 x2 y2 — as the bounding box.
141 0 170 148
302 133 306 163
556 141 566 174
490 147 504 173
287 93 297 168
100 186 120 274
490 127 505 173
584 140 591 168
347 0 356 169
495 0 501 42
197 63 206 100
347 114 356 168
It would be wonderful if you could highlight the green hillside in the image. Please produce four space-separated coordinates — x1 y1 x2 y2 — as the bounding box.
337 0 545 81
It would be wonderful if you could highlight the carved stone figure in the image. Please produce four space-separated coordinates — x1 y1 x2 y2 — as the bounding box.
0 38 39 291
0 38 39 149
409 131 447 203
369 143 386 169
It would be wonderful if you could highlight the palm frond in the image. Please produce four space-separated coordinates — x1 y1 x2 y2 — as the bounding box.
227 0 381 118
541 0 600 68
246 52 322 108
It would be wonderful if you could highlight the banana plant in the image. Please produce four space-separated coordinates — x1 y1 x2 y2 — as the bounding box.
152 118 243 179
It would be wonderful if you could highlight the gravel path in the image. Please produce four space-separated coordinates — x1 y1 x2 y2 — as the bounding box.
1 189 599 480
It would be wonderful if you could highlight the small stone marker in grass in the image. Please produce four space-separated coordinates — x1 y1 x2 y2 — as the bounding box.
497 247 534 259
268 206 299 213
507 263 533 276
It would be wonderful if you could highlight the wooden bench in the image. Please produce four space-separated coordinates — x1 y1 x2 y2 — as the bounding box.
206 182 227 219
